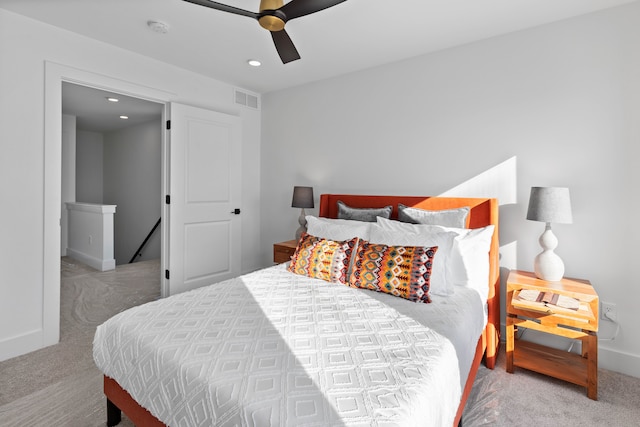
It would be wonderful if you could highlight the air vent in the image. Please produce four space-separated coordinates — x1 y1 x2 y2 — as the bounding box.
234 89 259 110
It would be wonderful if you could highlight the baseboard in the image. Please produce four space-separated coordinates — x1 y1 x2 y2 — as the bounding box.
0 329 44 362
67 248 115 271
599 346 640 378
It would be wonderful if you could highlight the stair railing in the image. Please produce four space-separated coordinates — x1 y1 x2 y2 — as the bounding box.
129 218 161 263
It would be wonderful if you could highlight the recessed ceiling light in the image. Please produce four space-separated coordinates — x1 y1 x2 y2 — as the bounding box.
120 115 129 120
147 20 169 34
247 59 261 67
107 97 119 102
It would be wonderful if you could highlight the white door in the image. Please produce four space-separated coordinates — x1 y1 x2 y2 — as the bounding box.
166 103 242 296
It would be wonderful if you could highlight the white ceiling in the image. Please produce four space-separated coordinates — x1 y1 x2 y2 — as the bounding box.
62 82 164 133
1 0 636 95
3 0 636 132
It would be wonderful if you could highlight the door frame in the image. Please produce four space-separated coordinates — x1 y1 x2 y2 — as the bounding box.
44 62 175 346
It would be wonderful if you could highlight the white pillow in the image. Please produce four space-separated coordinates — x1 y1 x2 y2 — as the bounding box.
306 216 372 241
376 217 495 299
368 221 457 296
446 225 495 299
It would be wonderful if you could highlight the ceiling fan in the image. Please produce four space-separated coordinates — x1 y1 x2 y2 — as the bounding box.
182 0 348 64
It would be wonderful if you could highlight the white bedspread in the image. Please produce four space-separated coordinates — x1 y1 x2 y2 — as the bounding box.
93 264 486 427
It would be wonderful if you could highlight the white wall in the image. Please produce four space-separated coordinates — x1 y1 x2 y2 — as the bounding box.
61 114 76 255
103 120 162 265
76 123 162 265
261 3 640 377
0 9 262 361
76 130 104 204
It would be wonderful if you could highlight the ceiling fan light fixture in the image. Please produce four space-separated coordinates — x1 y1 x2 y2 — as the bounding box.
258 15 285 31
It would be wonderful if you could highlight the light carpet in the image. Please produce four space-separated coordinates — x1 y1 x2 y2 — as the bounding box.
0 257 638 426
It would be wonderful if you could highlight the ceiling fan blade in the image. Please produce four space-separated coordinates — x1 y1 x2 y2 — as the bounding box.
271 29 300 64
182 0 258 19
279 0 347 20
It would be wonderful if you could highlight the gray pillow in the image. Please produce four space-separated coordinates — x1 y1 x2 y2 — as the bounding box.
398 203 470 228
337 201 392 222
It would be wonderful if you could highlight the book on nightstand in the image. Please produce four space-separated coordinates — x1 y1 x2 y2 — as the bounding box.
513 289 581 313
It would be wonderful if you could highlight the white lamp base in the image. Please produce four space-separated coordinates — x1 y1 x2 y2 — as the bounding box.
295 208 307 241
533 223 565 282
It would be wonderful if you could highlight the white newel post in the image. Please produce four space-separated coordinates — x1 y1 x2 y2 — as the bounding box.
65 202 117 271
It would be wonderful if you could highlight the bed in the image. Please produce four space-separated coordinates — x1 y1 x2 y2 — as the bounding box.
94 194 500 427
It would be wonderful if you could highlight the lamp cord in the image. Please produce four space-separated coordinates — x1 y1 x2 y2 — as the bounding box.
598 314 621 342
516 315 620 354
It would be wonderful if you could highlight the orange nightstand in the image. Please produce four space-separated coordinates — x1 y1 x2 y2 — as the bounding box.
506 269 599 400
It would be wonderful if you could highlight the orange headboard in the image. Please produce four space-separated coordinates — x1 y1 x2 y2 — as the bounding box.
318 194 500 368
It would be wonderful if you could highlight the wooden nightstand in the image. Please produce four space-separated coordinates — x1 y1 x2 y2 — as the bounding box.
506 270 599 400
273 240 298 264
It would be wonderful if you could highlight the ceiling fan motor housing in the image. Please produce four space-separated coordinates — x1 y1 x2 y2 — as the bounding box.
258 0 286 31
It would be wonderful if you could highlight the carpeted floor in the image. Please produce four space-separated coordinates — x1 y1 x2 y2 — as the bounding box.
0 257 159 427
1 257 639 426
464 346 640 426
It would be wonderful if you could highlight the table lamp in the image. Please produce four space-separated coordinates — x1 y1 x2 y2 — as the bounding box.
526 187 572 281
292 186 314 240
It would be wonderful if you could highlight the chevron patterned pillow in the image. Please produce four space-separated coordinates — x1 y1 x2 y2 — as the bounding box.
288 233 358 284
348 241 438 303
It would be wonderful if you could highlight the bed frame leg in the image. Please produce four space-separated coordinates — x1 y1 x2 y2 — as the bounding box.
107 398 122 426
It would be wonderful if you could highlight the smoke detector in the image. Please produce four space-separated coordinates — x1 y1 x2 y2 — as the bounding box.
147 20 169 34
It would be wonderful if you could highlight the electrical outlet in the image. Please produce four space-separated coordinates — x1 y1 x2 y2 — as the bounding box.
601 301 617 322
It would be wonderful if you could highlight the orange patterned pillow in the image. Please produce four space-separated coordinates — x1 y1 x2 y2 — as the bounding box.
288 233 358 284
348 240 438 303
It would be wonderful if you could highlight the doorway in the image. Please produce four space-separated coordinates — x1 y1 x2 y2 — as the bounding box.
41 62 175 348
44 63 242 350
62 82 164 267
